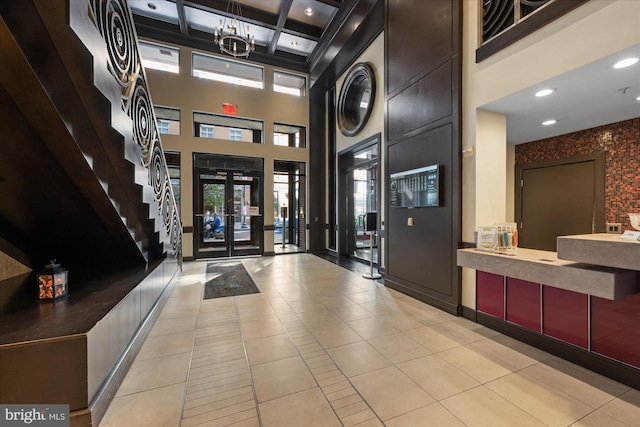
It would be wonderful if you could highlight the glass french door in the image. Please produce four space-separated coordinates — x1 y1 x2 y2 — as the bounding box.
194 170 262 258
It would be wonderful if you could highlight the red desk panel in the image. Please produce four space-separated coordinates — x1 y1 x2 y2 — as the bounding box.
506 278 541 332
543 286 589 349
592 289 640 369
477 271 504 319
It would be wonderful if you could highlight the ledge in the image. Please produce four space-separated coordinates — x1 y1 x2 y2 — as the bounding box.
557 233 640 271
457 248 637 300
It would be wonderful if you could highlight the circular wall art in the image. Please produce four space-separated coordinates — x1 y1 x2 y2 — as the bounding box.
337 62 376 137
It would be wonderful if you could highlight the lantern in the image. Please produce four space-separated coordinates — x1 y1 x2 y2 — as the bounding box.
37 260 69 301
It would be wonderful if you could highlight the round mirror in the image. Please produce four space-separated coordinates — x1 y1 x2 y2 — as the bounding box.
337 63 376 137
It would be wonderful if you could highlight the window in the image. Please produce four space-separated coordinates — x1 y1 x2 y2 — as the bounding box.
229 128 243 141
274 123 306 148
164 151 181 211
139 41 179 73
155 106 180 135
199 124 215 138
274 70 306 96
194 112 263 143
192 52 263 89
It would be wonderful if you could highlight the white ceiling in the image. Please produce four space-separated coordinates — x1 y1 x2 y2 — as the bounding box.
482 43 640 145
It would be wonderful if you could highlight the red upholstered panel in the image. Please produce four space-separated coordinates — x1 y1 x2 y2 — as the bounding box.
506 278 541 332
543 286 589 349
477 271 504 319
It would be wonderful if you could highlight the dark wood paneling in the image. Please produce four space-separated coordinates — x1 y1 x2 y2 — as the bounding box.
308 89 327 251
387 61 453 141
384 0 462 313
386 0 455 95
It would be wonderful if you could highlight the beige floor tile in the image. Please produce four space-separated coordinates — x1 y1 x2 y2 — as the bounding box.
309 322 363 349
440 386 545 427
397 355 480 400
350 366 434 421
250 356 317 403
435 320 491 344
379 314 426 332
331 304 376 322
236 305 277 322
347 317 400 340
115 352 191 396
298 309 343 328
522 358 630 408
99 383 185 427
244 334 297 366
148 315 198 337
404 326 464 353
135 331 194 361
367 333 431 364
486 371 593 426
240 317 286 340
437 345 518 383
600 388 640 426
571 410 629 427
471 334 551 369
158 302 201 320
384 402 466 427
327 341 392 377
259 388 341 427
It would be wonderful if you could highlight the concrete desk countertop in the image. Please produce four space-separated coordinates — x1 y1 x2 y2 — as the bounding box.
557 233 640 271
457 247 637 300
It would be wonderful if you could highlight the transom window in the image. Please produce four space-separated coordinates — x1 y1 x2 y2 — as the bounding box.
154 106 180 135
194 112 263 143
139 41 179 73
274 70 306 96
274 123 306 148
192 52 264 89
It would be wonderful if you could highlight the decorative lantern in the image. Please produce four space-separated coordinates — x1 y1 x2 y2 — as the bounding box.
37 260 69 301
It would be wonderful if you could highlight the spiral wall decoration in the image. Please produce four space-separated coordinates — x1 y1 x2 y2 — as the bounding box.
88 0 182 261
483 0 551 43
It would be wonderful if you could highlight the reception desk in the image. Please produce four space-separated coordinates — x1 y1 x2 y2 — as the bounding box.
458 235 640 389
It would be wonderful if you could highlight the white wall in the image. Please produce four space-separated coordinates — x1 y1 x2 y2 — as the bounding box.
461 0 640 309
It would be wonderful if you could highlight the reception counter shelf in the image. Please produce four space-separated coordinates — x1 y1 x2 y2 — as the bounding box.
458 241 640 387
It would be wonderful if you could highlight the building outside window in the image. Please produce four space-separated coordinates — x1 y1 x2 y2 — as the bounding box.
154 106 180 135
274 123 306 147
199 124 215 138
229 128 242 141
274 70 307 96
192 52 264 89
139 40 179 73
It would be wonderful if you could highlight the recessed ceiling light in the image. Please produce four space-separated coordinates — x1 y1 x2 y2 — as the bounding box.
305 7 314 16
291 41 298 47
542 119 558 126
636 95 640 101
613 57 639 69
147 2 156 10
535 88 555 97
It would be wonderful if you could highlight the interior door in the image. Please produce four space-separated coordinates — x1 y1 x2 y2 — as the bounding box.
519 160 598 251
194 170 262 258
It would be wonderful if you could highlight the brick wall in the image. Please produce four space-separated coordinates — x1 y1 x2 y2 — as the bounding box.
515 117 640 229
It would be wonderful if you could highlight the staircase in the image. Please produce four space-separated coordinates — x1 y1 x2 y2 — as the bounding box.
0 0 181 270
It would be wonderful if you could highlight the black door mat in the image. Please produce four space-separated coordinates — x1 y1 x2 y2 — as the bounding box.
204 262 261 299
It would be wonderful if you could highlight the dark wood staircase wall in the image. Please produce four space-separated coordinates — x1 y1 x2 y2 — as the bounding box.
0 0 182 272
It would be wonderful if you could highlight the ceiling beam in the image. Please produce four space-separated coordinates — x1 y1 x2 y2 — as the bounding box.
175 0 189 35
268 0 293 55
316 0 343 8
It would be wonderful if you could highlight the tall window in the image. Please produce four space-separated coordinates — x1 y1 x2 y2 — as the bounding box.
154 106 180 135
192 52 264 89
139 41 179 73
274 123 306 148
164 151 181 211
194 112 263 143
274 70 306 96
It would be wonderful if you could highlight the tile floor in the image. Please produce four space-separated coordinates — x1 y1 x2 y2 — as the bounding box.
98 254 640 427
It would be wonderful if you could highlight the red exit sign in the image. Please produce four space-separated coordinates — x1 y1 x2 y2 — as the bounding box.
222 103 237 115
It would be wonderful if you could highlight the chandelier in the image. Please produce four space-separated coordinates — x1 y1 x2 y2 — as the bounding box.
214 0 255 58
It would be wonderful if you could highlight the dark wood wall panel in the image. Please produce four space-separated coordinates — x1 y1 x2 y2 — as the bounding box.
387 124 454 295
387 61 453 141
384 0 462 314
386 0 454 95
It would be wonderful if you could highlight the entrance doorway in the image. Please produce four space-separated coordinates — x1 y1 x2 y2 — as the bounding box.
338 135 380 265
274 161 306 254
193 154 263 259
516 152 605 251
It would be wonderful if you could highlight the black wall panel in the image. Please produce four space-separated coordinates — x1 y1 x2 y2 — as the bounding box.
385 0 462 314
